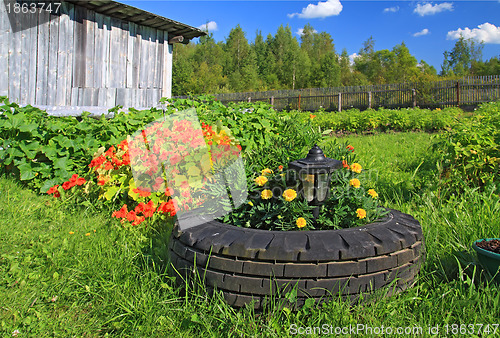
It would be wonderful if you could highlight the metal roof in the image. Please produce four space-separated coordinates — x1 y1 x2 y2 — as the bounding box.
65 0 206 43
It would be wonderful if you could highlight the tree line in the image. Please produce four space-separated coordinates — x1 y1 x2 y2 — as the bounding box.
172 24 500 96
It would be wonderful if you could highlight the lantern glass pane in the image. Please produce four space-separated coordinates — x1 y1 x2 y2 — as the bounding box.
317 173 330 202
300 172 315 202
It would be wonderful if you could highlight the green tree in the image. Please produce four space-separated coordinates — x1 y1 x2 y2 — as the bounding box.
441 36 484 76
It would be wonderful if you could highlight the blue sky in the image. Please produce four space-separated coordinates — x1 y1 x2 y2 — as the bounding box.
122 1 500 71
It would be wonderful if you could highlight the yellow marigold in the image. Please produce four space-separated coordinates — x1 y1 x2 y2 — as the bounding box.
368 189 378 198
356 208 367 219
255 175 268 186
282 189 297 202
296 217 307 228
261 168 273 176
261 189 273 200
69 231 75 235
349 178 361 188
85 233 91 236
350 163 362 174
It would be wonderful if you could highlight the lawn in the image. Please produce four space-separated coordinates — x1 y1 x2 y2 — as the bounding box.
2 129 500 337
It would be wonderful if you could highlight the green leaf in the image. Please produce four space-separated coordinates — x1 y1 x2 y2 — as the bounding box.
19 123 38 133
40 178 60 193
19 141 40 159
104 186 120 201
19 162 36 180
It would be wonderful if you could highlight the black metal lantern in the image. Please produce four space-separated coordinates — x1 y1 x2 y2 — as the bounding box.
288 144 342 219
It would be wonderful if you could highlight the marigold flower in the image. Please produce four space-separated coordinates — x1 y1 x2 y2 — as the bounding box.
309 114 316 119
283 189 297 202
261 168 273 176
69 231 74 235
261 189 273 200
296 217 307 228
356 208 367 219
255 176 268 186
350 163 362 174
278 165 283 171
346 145 354 152
342 160 350 169
85 233 91 236
349 178 361 188
368 189 378 198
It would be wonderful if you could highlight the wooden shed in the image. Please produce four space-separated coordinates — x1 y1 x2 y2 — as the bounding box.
0 0 205 112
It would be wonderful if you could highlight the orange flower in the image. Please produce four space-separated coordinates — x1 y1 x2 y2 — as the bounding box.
255 176 268 186
296 217 307 228
346 145 354 152
261 189 273 200
85 233 91 236
342 160 349 169
368 189 378 198
261 168 273 176
282 189 297 202
356 208 367 219
350 163 362 174
309 114 316 119
278 165 283 171
133 188 151 197
47 185 59 194
349 178 361 188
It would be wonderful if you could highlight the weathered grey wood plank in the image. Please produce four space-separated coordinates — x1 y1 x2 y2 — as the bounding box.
84 9 95 88
139 25 150 88
82 87 98 106
26 12 38 105
19 10 31 103
72 5 86 88
0 0 10 97
77 87 84 105
162 32 172 99
35 10 50 105
106 87 116 107
101 14 111 89
8 5 22 103
56 2 70 105
156 30 164 89
118 21 128 88
97 87 107 106
64 3 75 106
93 12 104 88
132 22 141 88
71 87 79 105
47 12 60 105
149 27 157 89
109 17 122 88
116 88 127 106
126 22 135 88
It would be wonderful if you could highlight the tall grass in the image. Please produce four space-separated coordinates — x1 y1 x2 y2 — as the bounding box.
2 131 500 336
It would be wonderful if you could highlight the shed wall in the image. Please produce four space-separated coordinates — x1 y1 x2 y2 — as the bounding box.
0 0 172 108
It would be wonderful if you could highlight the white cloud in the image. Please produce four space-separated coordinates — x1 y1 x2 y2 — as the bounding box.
296 27 318 36
447 22 500 44
288 0 343 19
414 2 453 16
383 6 399 13
197 21 218 32
413 28 430 37
349 53 359 65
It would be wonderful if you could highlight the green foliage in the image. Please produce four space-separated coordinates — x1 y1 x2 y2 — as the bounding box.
433 101 500 193
0 98 163 193
306 106 460 133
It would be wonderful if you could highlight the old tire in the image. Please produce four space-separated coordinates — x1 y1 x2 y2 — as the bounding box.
169 208 424 309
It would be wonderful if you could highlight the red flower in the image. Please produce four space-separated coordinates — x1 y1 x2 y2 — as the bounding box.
76 177 86 186
62 181 73 190
105 146 116 157
126 211 137 222
342 160 350 169
47 185 59 194
53 191 60 198
104 162 114 170
165 187 174 197
346 145 354 152
132 216 145 226
69 174 78 183
112 204 128 218
135 202 146 214
142 201 156 218
133 188 151 197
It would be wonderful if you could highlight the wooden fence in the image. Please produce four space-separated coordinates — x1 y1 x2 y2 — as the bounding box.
174 75 500 111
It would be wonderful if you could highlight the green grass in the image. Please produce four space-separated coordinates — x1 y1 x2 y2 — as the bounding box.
2 131 500 337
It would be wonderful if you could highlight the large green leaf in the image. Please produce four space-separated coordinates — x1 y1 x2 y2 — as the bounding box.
53 156 69 170
19 141 40 159
19 162 36 181
18 123 38 133
104 186 120 201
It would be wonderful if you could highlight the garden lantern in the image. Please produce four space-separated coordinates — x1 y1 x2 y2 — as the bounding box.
288 144 342 219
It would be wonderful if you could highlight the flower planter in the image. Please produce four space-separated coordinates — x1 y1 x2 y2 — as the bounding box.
472 239 500 282
169 208 425 309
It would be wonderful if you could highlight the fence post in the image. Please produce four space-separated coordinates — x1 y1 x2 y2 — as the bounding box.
248 97 251 103
412 89 416 108
298 94 301 110
368 91 372 109
456 82 460 106
270 96 274 106
338 93 342 112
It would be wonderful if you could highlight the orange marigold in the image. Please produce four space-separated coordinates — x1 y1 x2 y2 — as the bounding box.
255 176 268 186
356 208 367 219
350 163 362 174
349 178 361 188
261 189 273 200
296 217 307 228
282 189 297 202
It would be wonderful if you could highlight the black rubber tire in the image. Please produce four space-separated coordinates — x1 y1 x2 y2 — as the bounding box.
169 208 424 309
